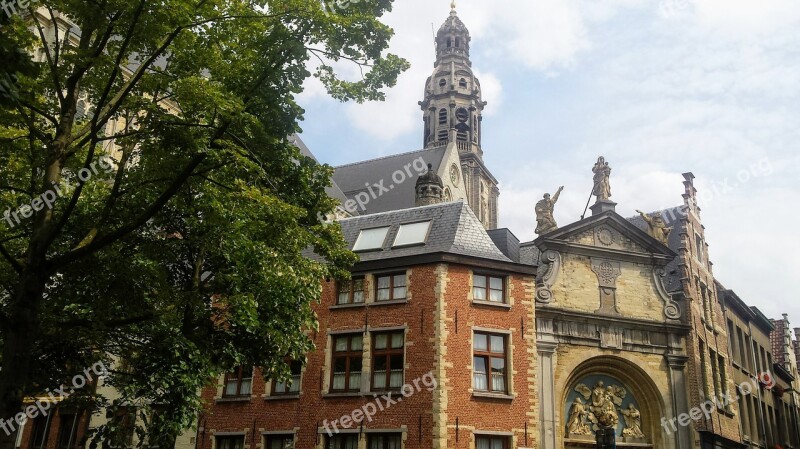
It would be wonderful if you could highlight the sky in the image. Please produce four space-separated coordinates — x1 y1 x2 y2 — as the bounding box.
296 0 800 324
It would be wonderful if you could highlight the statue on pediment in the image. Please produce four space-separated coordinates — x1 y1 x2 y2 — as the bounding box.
535 186 564 235
592 157 612 201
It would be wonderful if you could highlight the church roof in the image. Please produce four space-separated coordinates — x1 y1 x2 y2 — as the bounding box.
291 134 357 215
333 147 448 216
337 200 515 265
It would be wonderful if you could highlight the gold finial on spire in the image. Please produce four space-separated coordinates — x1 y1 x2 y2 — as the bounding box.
451 0 456 11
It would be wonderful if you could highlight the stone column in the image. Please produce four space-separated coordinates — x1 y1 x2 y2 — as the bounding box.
538 340 558 449
665 355 691 449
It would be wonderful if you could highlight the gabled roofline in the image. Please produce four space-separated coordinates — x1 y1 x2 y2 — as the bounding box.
533 210 677 263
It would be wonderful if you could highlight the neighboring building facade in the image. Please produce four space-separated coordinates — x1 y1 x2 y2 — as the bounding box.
771 315 800 447
634 174 743 449
718 287 800 449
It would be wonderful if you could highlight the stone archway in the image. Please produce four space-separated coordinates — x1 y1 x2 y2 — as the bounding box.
561 356 667 449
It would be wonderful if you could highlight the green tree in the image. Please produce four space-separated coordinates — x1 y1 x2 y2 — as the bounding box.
0 0 407 447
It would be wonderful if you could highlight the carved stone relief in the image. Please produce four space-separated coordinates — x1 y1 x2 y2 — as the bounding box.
591 258 621 316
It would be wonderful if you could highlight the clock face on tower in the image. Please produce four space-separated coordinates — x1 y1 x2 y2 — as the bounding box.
450 164 460 186
456 107 469 123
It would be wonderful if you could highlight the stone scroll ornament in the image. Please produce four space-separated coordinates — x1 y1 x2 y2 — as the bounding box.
535 250 561 303
653 267 681 320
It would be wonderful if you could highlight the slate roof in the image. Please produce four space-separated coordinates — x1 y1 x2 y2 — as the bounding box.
627 206 686 293
333 147 448 216
337 200 512 263
291 135 355 214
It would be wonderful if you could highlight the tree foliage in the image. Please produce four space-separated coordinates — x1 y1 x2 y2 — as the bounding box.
0 0 407 445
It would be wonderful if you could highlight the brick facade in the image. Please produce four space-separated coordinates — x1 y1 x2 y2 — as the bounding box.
196 263 537 449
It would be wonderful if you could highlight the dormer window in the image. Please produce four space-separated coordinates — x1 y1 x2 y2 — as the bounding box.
353 227 390 252
393 221 432 247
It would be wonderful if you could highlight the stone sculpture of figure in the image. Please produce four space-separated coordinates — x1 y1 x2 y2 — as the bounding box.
597 386 620 428
592 157 612 201
636 210 673 246
566 398 592 436
535 186 564 235
591 381 606 408
622 404 645 438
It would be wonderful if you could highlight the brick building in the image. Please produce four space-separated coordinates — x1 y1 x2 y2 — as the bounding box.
628 174 742 449
196 200 538 449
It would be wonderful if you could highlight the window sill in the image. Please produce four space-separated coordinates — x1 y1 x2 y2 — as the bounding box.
263 394 300 401
368 299 408 307
472 391 514 401
330 303 366 310
323 392 364 399
215 396 252 403
471 300 511 310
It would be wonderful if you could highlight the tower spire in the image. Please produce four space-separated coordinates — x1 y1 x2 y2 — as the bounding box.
419 6 485 156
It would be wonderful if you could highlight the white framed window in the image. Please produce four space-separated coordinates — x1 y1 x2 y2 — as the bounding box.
393 221 431 247
353 227 390 251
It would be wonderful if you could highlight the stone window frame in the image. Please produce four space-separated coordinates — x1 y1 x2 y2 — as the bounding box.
370 330 405 393
471 327 514 399
221 366 254 399
473 432 513 449
374 272 408 303
330 333 365 393
469 271 512 309
263 359 304 400
365 430 405 449
262 431 295 449
214 433 246 449
336 276 366 306
325 432 360 449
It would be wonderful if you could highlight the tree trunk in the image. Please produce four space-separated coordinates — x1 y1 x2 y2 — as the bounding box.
0 269 47 449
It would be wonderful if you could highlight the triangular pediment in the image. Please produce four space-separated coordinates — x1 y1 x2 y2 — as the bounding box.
534 210 677 261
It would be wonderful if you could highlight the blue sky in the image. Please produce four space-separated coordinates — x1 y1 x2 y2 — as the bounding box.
297 0 800 323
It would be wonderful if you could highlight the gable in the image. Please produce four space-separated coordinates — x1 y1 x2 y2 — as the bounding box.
536 210 677 262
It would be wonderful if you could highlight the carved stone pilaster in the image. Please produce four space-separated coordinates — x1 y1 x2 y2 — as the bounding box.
536 250 561 304
538 340 558 449
591 258 621 316
665 354 691 449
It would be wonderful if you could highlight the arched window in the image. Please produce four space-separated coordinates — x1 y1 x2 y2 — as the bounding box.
447 38 452 48
459 78 467 89
455 37 461 48
439 79 447 89
439 109 448 125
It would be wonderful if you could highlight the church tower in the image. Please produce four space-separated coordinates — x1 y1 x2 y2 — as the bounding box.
420 3 499 229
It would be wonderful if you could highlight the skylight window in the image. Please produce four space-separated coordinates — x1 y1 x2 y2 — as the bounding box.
353 227 390 251
393 221 432 247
